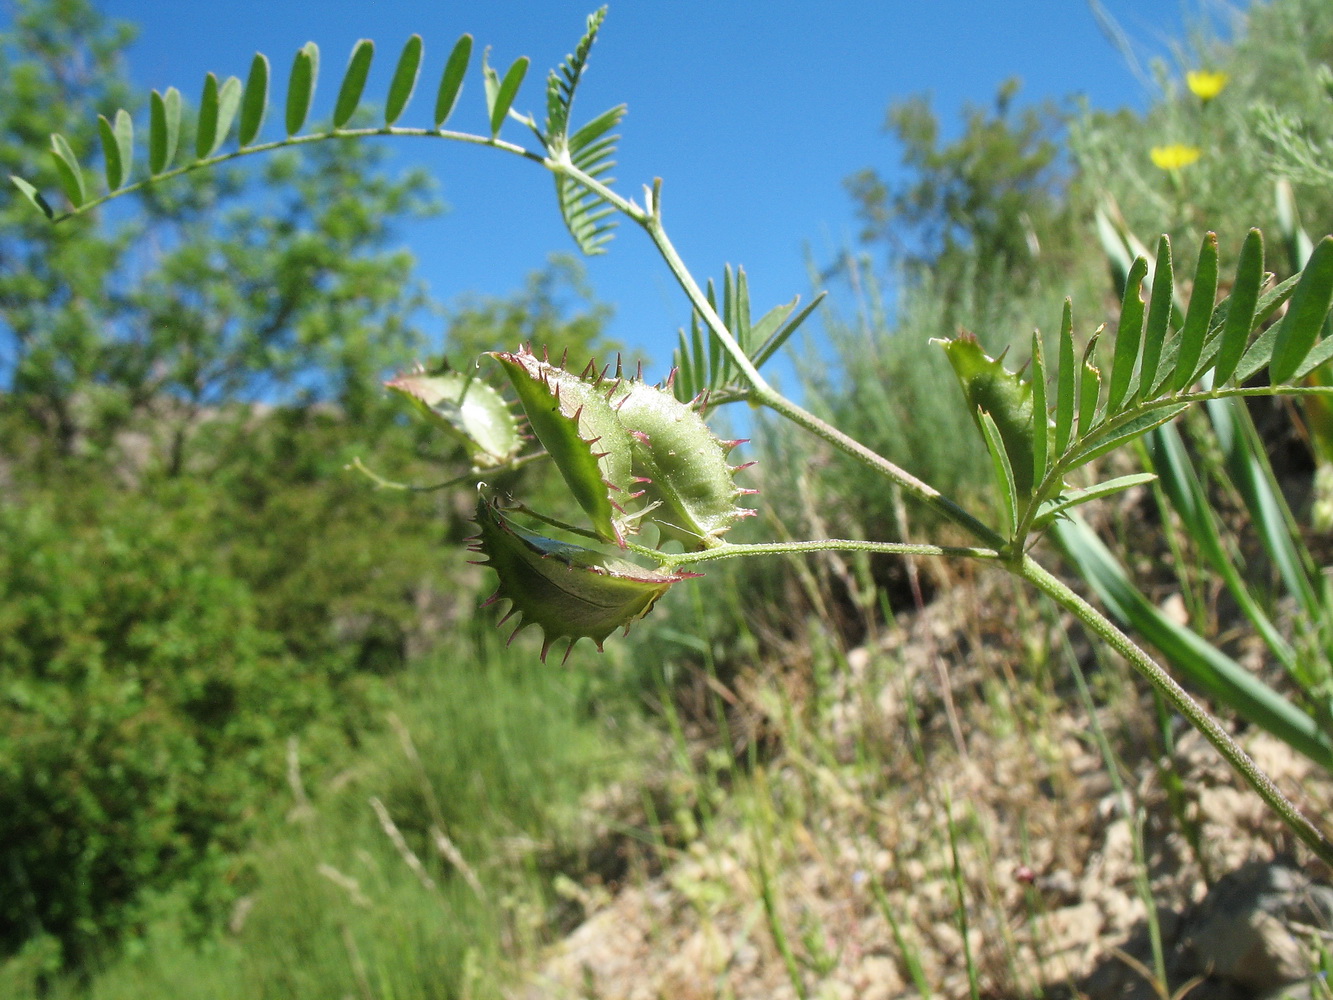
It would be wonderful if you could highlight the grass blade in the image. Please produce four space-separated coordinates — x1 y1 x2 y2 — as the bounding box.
1213 228 1264 385
1169 232 1218 392
385 34 423 126
434 34 472 128
334 39 374 129
239 52 269 146
1108 256 1148 412
286 41 319 137
1139 235 1174 398
49 133 85 206
1270 236 1333 384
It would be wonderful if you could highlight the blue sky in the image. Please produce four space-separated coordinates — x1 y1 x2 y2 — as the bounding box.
96 1 1214 377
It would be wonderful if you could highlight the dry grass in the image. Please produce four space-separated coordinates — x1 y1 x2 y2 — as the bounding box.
513 570 1333 1000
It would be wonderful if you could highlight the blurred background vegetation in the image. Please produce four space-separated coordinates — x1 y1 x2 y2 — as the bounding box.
3 0 1332 996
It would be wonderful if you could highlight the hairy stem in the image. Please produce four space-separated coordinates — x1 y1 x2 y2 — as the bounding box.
1019 554 1333 865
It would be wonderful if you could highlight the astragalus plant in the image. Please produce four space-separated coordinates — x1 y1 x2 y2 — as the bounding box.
15 8 1333 863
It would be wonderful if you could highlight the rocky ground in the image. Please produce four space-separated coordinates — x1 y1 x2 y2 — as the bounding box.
512 573 1333 1000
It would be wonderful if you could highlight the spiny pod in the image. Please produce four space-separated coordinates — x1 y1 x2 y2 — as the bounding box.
468 498 698 662
937 333 1041 496
385 366 521 469
490 348 638 545
608 374 756 548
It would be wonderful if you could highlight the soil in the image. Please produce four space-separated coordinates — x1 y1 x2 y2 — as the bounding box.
512 571 1333 1000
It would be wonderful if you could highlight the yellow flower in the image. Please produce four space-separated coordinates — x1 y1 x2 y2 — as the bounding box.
1151 144 1202 171
1186 70 1229 101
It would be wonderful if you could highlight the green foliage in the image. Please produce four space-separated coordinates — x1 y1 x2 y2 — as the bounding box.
11 7 1333 994
0 487 295 965
845 79 1074 306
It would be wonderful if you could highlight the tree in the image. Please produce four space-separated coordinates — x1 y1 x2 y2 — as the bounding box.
844 79 1074 316
0 0 439 474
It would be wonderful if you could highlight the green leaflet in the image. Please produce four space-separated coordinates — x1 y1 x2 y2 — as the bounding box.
609 377 755 548
937 333 1039 496
490 349 636 545
384 367 520 468
469 499 695 662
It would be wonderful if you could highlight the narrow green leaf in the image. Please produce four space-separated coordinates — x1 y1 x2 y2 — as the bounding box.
1055 300 1075 454
675 329 696 401
1031 330 1049 493
1271 236 1333 384
434 33 472 128
333 39 374 128
196 72 220 159
1234 274 1303 384
1138 235 1173 398
9 175 53 219
213 76 242 154
1169 231 1218 393
239 52 270 146
1213 228 1264 385
1066 404 1188 471
752 292 825 370
1078 336 1102 436
569 104 623 152
1293 335 1333 380
285 41 319 137
1034 473 1158 526
489 56 529 138
706 277 721 390
112 109 134 184
149 87 182 174
49 133 86 206
978 410 1019 537
385 34 423 126
97 114 124 190
1108 256 1148 412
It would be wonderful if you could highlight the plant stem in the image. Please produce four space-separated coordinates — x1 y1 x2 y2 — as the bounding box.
1018 554 1333 865
665 538 1000 568
555 158 1333 864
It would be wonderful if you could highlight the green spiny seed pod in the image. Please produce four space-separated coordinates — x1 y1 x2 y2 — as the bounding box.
490 348 638 545
608 374 756 548
468 498 697 661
